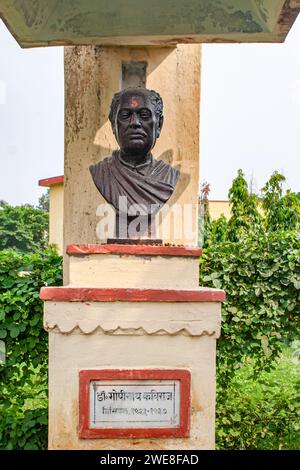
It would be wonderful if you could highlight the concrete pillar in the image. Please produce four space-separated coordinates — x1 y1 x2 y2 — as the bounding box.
42 47 223 451
64 45 201 260
41 245 224 450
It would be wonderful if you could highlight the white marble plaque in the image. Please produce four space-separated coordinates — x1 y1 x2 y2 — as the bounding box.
89 379 180 429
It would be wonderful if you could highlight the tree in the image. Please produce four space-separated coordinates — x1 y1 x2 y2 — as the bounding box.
200 168 300 377
198 182 211 247
37 190 49 213
0 203 48 253
227 169 262 241
261 172 300 231
203 170 300 246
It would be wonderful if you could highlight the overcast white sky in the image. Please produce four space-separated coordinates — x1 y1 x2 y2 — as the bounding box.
0 17 300 206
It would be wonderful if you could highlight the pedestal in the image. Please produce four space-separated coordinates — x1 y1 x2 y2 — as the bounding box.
41 244 224 450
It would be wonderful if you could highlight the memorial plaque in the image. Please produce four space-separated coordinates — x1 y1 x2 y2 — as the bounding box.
79 369 190 438
90 380 180 429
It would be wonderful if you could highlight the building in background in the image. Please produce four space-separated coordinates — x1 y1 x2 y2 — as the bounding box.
39 176 64 255
208 200 231 220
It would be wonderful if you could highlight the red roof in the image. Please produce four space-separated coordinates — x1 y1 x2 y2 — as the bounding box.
39 175 64 187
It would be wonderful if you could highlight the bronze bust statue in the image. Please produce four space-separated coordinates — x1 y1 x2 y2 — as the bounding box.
90 87 180 238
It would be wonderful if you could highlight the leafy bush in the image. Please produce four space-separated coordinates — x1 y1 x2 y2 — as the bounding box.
216 345 300 449
199 169 300 449
0 250 62 450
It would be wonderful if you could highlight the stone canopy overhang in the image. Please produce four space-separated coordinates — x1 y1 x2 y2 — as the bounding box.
0 0 299 48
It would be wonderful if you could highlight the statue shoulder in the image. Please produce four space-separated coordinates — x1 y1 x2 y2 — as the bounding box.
89 154 115 177
153 158 180 185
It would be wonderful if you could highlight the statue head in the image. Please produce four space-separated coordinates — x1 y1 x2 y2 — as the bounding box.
109 87 164 159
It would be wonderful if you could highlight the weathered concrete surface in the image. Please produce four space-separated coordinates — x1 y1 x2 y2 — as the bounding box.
68 254 200 289
64 45 201 263
44 300 222 337
43 213 224 449
1 0 300 47
46 301 221 450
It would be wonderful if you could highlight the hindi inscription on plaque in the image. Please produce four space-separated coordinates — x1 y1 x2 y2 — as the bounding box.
90 380 180 429
79 369 190 438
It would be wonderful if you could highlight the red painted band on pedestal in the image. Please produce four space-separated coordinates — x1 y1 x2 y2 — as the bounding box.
40 287 225 302
79 369 190 439
67 244 202 257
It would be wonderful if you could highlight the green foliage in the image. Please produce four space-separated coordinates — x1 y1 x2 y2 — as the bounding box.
216 345 300 449
0 364 48 450
205 170 300 246
0 202 49 253
0 250 62 450
261 172 300 231
201 171 300 384
200 169 300 449
37 190 49 213
205 214 228 247
227 169 262 242
261 171 285 208
200 230 300 384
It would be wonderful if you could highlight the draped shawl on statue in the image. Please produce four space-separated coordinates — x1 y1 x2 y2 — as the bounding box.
90 151 180 215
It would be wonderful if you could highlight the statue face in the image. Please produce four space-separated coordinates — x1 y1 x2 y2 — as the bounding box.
115 91 161 158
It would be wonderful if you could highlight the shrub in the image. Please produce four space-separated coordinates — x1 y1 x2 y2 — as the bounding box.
0 249 62 450
216 345 300 449
200 169 300 449
200 230 300 385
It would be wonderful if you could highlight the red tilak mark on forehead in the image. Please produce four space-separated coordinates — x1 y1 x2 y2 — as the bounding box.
129 97 140 108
